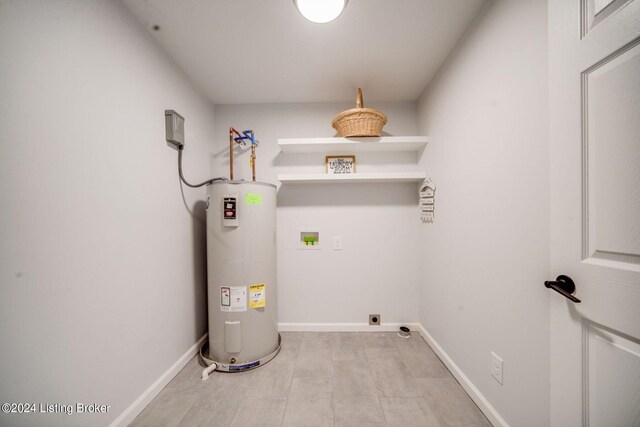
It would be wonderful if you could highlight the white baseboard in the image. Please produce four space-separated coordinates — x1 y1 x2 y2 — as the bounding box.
278 322 420 332
416 324 508 427
109 333 207 427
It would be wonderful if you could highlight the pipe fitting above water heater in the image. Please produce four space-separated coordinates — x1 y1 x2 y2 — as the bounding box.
229 127 259 181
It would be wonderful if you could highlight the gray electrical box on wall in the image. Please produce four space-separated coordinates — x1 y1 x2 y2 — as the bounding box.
165 110 185 149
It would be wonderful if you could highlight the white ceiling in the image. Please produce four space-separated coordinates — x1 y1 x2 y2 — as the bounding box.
123 0 486 104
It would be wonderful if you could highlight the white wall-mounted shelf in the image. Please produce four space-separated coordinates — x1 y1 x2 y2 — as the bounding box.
278 172 427 184
278 136 428 154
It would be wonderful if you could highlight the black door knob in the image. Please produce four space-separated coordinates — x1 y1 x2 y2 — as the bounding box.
545 275 581 303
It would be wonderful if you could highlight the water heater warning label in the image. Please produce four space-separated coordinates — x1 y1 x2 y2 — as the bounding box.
223 195 239 227
220 286 246 312
249 283 266 308
223 197 236 219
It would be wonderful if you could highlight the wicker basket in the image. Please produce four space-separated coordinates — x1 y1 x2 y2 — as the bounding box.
332 88 387 137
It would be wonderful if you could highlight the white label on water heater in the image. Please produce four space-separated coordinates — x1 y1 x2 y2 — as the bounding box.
221 286 247 312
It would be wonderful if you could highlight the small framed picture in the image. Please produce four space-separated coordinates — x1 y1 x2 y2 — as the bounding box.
326 155 356 175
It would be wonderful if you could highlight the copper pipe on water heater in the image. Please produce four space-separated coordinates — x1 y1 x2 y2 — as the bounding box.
229 127 257 181
251 148 256 181
229 128 234 180
229 127 243 139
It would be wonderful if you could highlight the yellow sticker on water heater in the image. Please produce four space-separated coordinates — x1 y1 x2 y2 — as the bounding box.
245 193 262 205
249 283 266 308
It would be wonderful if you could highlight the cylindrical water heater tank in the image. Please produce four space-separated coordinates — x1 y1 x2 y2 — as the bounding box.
204 181 279 371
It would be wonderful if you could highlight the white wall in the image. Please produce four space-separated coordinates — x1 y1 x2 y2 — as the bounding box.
213 102 422 327
0 1 214 425
416 0 550 426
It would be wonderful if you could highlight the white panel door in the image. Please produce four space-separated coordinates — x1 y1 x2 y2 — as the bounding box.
549 1 640 426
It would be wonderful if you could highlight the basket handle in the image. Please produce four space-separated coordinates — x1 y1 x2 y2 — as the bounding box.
356 88 363 108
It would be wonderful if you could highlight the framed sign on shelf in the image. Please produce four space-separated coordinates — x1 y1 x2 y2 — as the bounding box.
326 155 356 175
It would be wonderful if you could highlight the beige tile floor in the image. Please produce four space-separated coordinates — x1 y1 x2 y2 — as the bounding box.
130 332 491 427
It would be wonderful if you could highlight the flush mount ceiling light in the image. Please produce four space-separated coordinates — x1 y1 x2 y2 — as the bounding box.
293 0 348 24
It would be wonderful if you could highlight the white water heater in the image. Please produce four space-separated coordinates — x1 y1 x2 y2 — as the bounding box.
202 181 280 372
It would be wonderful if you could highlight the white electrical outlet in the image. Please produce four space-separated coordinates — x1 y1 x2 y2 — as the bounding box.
333 236 342 250
490 351 503 385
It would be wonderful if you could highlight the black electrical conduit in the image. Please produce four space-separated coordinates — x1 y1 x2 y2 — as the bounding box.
178 147 227 188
